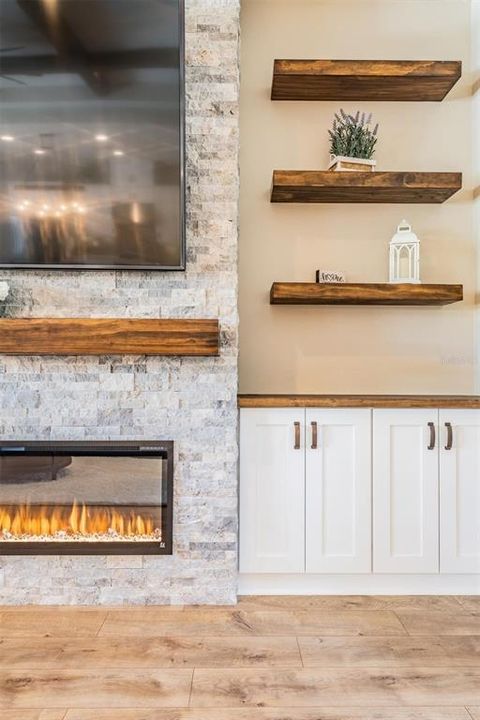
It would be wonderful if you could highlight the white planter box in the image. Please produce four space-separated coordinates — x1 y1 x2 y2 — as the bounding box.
328 155 376 172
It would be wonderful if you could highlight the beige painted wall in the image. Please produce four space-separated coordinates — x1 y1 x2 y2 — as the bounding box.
239 0 476 394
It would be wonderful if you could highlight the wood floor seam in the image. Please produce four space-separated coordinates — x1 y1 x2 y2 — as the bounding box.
296 636 305 668
94 614 109 638
188 668 195 708
4 663 480 670
391 610 411 636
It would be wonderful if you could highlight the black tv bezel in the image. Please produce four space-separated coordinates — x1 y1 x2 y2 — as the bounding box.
0 0 186 272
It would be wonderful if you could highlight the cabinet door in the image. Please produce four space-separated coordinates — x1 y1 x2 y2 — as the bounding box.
306 409 372 573
373 409 439 573
440 409 480 574
240 408 305 573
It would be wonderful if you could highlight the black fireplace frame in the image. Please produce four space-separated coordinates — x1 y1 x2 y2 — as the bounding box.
0 440 174 555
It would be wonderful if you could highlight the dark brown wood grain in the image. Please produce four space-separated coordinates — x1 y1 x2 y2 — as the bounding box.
238 395 480 409
0 318 219 356
271 59 462 101
271 171 462 203
270 282 463 306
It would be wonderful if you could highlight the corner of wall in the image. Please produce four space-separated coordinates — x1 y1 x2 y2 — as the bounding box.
473 0 480 392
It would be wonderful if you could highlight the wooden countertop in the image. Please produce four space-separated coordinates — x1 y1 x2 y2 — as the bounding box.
238 394 480 409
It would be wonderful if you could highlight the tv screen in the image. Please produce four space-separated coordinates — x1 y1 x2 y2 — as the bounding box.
0 0 184 270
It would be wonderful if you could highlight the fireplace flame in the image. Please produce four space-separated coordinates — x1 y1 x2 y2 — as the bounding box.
0 501 160 541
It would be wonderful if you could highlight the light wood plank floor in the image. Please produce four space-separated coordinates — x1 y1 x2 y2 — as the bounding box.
0 595 479 718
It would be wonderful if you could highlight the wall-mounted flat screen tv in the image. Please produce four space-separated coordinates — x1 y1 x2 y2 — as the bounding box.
0 0 184 270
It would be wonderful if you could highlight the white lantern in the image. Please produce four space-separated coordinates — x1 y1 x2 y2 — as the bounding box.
389 219 420 284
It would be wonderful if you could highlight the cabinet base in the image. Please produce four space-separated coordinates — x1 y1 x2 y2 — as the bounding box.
238 573 480 595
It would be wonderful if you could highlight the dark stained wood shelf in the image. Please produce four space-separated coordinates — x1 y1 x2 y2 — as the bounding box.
270 282 463 306
0 318 219 356
238 394 480 409
271 60 462 101
271 171 462 203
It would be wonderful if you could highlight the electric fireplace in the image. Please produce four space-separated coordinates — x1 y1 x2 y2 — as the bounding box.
0 441 173 555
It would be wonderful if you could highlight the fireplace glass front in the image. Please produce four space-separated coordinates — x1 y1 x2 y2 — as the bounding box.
0 441 173 554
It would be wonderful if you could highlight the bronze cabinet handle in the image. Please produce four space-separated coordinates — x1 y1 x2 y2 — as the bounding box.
427 422 436 450
294 421 301 450
311 421 318 450
445 422 453 451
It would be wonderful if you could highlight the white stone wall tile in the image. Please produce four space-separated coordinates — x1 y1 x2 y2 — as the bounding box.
0 0 239 605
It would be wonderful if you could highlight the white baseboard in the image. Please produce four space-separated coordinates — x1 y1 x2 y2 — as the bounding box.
238 573 480 595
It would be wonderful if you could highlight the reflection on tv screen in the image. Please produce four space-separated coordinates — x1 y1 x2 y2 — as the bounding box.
0 0 184 269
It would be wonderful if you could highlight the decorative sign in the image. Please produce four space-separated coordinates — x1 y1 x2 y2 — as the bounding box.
316 270 346 283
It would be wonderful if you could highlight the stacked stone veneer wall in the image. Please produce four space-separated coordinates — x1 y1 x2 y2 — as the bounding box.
0 0 240 604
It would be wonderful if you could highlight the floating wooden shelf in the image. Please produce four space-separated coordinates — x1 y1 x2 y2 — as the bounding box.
271 171 462 204
270 283 463 306
271 60 462 101
0 318 219 356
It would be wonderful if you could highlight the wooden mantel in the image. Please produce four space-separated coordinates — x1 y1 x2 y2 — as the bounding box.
0 318 220 356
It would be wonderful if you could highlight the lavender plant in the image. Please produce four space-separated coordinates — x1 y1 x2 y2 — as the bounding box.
329 109 379 160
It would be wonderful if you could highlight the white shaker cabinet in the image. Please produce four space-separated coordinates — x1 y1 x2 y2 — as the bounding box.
240 407 371 574
306 409 371 573
239 408 305 573
240 405 480 579
373 409 439 574
440 410 480 573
